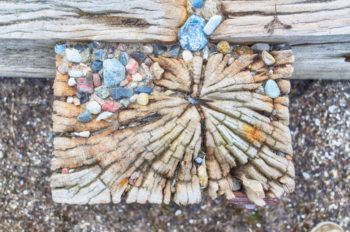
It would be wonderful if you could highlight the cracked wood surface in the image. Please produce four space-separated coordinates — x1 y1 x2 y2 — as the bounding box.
211 0 350 45
0 0 187 42
52 47 295 206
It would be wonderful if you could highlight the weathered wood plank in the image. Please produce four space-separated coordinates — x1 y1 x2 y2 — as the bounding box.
1 40 349 80
0 0 187 42
211 0 350 45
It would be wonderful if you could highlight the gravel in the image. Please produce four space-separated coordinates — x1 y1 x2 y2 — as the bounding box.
0 78 349 231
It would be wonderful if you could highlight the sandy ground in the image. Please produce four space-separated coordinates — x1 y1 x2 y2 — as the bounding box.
0 78 349 232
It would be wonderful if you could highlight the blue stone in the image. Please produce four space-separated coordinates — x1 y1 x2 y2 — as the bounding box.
119 52 129 66
77 109 92 123
94 49 106 61
203 15 222 35
86 42 94 49
103 59 125 87
169 45 180 58
110 87 133 100
74 44 84 52
131 51 146 64
76 92 89 104
188 97 196 105
191 0 203 8
264 79 280 99
152 44 167 56
55 44 66 54
178 15 208 51
91 61 102 73
135 86 152 94
95 85 109 99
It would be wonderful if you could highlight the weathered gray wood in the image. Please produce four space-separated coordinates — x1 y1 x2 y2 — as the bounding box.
1 39 349 80
0 0 187 42
211 0 350 45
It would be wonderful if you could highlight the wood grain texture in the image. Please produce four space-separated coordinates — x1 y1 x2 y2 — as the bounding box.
211 0 350 45
1 39 349 80
0 0 187 42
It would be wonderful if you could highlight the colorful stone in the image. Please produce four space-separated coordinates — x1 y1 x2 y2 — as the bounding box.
131 51 147 64
234 45 253 55
68 77 76 86
77 109 92 123
262 50 276 65
217 41 231 54
76 92 89 104
86 101 102 114
203 15 222 35
135 86 152 94
125 58 139 74
151 62 164 80
152 44 167 56
178 15 207 51
110 87 133 100
102 101 120 113
96 112 113 122
264 79 280 99
91 61 102 73
55 44 66 54
132 73 143 82
182 50 193 63
169 45 180 58
94 49 106 61
92 73 101 87
65 48 82 63
191 0 204 8
137 93 149 106
103 59 125 87
95 85 109 99
119 52 129 66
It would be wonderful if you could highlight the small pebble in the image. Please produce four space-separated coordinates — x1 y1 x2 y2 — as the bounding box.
191 0 203 8
102 101 120 113
80 49 91 63
68 77 76 86
130 94 138 103
94 49 106 61
96 112 113 122
264 79 280 99
117 43 128 51
188 97 196 105
103 58 126 87
175 210 182 216
110 87 133 100
74 44 84 52
92 73 101 87
217 41 231 54
152 44 167 56
76 78 94 94
65 48 82 63
228 57 235 65
169 45 180 58
251 43 270 52
182 50 193 63
132 73 143 82
125 58 139 74
203 15 222 35
55 44 66 54
74 131 90 138
131 51 146 64
144 57 153 67
58 65 68 74
73 97 80 106
62 168 69 174
76 92 89 104
119 79 129 87
91 61 102 73
202 46 209 60
141 45 154 54
151 62 164 80
234 45 253 55
77 109 93 123
66 96 74 104
120 98 130 107
86 101 102 114
137 93 149 106
119 52 129 66
262 50 276 65
68 68 83 78
195 157 203 164
271 43 292 51
95 85 109 99
178 15 208 51
135 86 152 94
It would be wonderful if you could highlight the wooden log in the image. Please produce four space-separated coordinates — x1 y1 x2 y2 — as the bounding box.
1 39 349 80
211 0 350 45
0 0 187 42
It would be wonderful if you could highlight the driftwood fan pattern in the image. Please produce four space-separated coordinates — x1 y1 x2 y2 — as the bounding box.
52 48 295 206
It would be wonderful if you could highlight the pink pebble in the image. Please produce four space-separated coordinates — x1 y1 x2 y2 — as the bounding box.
93 73 101 87
62 168 69 174
119 79 129 87
102 101 120 113
126 58 139 74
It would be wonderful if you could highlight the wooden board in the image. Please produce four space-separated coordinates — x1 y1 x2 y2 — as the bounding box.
211 0 350 45
0 0 187 42
1 39 349 80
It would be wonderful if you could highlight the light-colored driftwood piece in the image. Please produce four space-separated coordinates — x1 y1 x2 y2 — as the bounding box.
211 0 350 45
0 0 187 42
51 44 295 206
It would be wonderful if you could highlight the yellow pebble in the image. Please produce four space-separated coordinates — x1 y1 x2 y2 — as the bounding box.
137 93 149 106
217 41 231 54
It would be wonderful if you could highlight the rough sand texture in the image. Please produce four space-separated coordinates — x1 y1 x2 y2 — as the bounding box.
0 78 348 231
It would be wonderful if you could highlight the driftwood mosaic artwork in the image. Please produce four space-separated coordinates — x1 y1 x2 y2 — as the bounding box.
51 42 295 206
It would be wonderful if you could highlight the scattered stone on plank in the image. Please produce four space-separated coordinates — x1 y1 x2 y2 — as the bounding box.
52 41 295 207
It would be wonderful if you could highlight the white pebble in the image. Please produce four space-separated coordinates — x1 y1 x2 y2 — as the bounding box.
68 77 76 86
74 131 90 138
175 210 182 216
262 50 276 66
96 112 113 122
130 94 138 103
132 73 143 82
202 46 209 60
182 50 193 63
203 15 222 35
86 101 101 114
65 48 82 63
66 96 74 104
195 157 203 164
